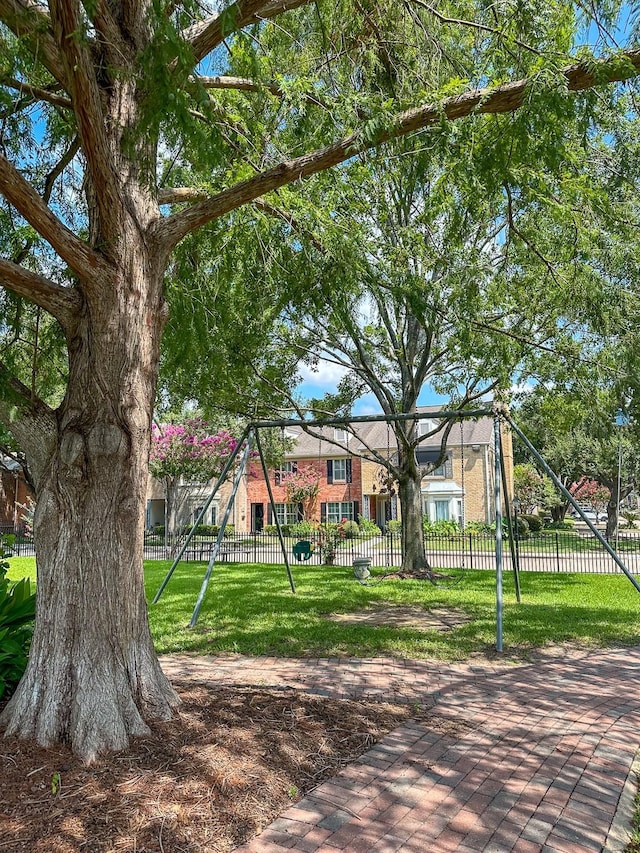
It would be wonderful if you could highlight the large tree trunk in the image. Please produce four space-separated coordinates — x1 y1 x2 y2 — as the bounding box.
397 450 430 576
0 234 179 761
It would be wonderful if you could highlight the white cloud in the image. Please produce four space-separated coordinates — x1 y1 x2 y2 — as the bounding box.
297 359 349 388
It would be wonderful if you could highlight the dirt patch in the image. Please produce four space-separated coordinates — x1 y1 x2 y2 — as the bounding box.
325 604 472 632
0 682 418 853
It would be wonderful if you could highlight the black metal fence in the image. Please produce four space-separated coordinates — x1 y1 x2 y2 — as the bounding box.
5 523 637 574
142 529 640 575
0 524 34 556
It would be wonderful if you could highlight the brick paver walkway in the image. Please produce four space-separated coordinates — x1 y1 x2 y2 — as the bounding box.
161 647 640 853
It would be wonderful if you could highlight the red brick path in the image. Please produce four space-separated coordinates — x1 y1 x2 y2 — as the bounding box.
161 648 640 852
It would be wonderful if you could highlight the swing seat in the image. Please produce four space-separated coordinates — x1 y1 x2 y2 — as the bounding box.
292 540 313 562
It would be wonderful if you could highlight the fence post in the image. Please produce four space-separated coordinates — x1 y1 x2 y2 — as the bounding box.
555 532 560 572
469 533 474 570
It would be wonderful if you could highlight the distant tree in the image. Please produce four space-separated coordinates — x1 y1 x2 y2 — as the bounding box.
149 420 239 547
282 467 320 522
570 479 611 522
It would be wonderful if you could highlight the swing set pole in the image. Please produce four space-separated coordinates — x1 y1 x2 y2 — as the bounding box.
189 433 255 628
498 425 521 603
153 424 251 604
254 428 297 593
507 415 640 594
493 416 504 653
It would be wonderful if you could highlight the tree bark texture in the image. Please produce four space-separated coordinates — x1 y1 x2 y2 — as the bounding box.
396 448 430 576
0 129 179 759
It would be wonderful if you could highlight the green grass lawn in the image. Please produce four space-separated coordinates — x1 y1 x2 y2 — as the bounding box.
9 557 640 661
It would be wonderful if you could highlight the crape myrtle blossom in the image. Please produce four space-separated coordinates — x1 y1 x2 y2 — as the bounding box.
149 419 239 482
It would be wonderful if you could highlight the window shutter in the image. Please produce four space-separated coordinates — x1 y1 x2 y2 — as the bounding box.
445 453 453 479
267 505 272 525
353 501 359 521
326 460 333 484
320 502 327 523
292 461 298 472
274 470 281 485
346 458 353 483
297 502 304 521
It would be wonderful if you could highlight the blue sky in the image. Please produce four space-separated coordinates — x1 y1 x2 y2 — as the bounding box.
296 360 451 415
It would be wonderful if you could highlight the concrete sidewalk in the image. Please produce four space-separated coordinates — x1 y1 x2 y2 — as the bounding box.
161 647 640 853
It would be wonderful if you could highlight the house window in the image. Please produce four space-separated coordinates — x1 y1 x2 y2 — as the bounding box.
326 501 355 522
334 428 348 442
434 500 450 521
418 419 435 436
275 460 297 484
274 503 298 525
327 458 352 483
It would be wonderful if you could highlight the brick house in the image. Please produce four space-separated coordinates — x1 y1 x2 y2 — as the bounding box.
0 457 33 529
246 426 363 531
242 411 513 532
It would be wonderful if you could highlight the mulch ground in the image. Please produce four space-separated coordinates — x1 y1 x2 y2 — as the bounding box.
1 682 420 853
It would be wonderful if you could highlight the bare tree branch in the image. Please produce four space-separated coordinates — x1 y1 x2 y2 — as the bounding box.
184 0 312 63
0 76 72 110
157 48 640 251
0 152 112 282
0 258 82 327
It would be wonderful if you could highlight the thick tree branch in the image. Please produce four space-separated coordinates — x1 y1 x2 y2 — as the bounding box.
157 48 640 251
194 74 329 109
185 0 312 64
196 74 283 96
48 0 121 240
0 258 82 327
0 0 67 86
0 153 112 282
158 187 209 205
0 359 57 487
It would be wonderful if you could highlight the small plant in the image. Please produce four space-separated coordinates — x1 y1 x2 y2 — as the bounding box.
314 523 346 564
386 520 402 535
51 772 61 796
622 509 639 528
0 535 37 699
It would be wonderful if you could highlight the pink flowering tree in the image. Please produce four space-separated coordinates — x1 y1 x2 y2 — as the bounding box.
282 467 321 521
149 419 238 547
570 479 611 522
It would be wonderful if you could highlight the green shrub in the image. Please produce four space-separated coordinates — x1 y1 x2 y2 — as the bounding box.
340 520 360 539
386 520 402 535
291 521 318 538
263 525 278 536
423 519 461 536
545 519 575 530
0 536 36 699
464 521 493 536
521 514 543 532
357 516 382 537
509 516 529 538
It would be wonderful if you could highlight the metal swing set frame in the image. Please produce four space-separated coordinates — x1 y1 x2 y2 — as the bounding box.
153 405 640 648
